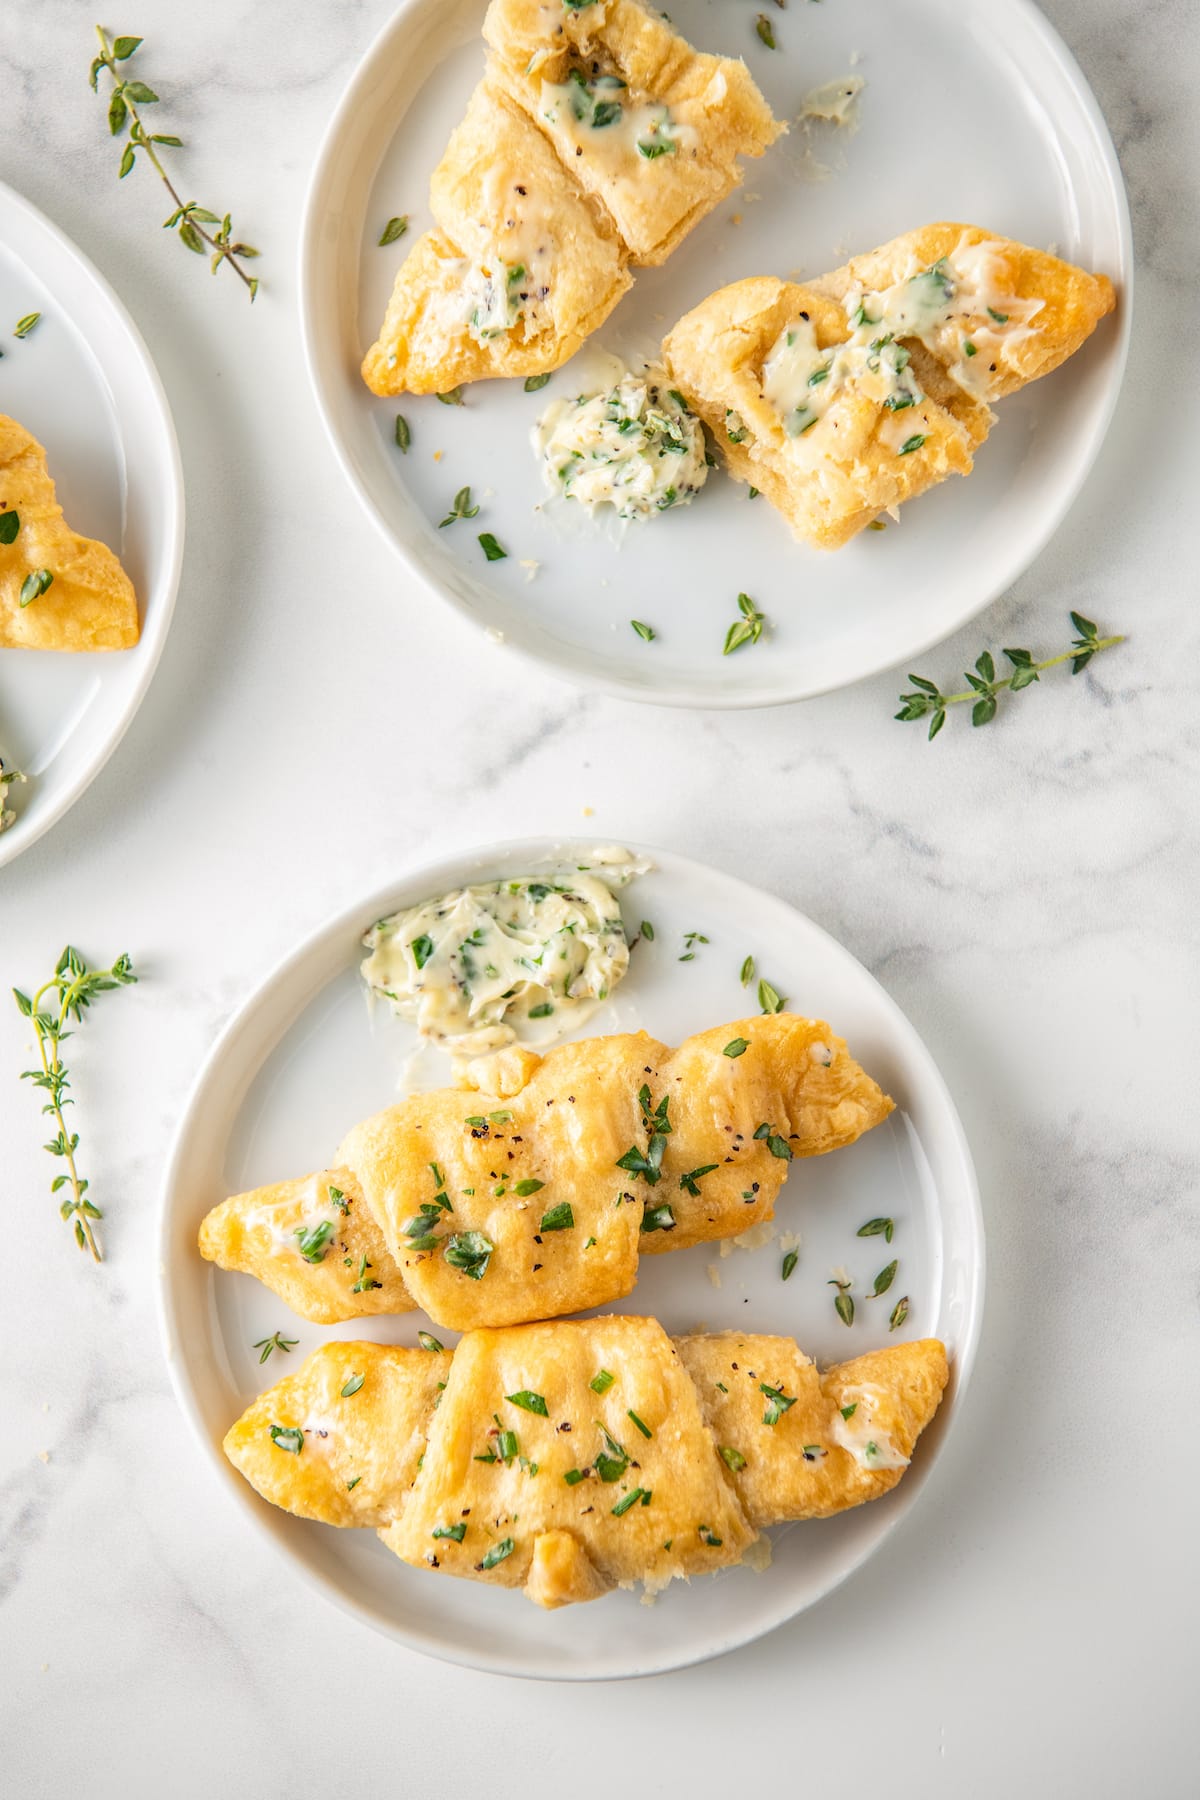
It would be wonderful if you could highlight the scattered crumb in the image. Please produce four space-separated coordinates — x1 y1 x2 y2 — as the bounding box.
40 1664 49 1674
731 213 743 227
779 1230 801 1256
707 1263 722 1288
486 628 505 645
800 75 865 130
640 1589 659 1607
42 1402 49 1413
849 48 862 67
742 1536 774 1574
582 806 594 817
743 191 763 205
518 558 540 583
482 487 496 499
433 449 444 462
721 1219 777 1258
37 1450 50 1464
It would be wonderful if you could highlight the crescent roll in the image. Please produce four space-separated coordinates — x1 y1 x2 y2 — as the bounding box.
199 1013 894 1330
0 415 139 650
663 223 1117 549
362 0 781 396
224 1321 950 1607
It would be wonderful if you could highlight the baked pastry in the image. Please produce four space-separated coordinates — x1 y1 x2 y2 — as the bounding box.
224 1320 949 1607
362 0 781 396
484 0 781 267
0 415 139 649
663 223 1117 549
199 1013 894 1329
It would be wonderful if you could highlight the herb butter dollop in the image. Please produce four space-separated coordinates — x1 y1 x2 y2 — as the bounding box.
361 851 643 1053
534 363 708 520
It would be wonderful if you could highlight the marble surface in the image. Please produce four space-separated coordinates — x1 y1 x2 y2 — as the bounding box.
2 1 1197 1794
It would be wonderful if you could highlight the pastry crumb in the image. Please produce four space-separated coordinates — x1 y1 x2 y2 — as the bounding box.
707 1263 722 1288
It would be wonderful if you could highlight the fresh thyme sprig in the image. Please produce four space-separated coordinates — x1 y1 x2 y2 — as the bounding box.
896 612 1124 740
14 947 137 1260
89 28 261 299
723 592 767 656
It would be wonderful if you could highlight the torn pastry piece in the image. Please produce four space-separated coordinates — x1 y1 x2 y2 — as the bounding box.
663 223 1116 549
224 1323 949 1607
484 0 782 266
361 78 631 395
0 415 139 649
198 1013 894 1331
198 1167 414 1323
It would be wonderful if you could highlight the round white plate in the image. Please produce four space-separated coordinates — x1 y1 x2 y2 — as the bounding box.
300 0 1130 709
0 180 184 866
159 838 983 1679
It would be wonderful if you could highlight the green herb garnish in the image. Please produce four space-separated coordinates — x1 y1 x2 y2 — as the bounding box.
760 1382 796 1426
478 532 507 561
524 372 552 392
13 947 137 1259
594 1423 629 1482
723 1038 749 1058
14 313 41 339
539 1201 574 1231
444 1230 494 1279
757 977 785 1015
294 1220 334 1262
679 1164 718 1197
740 955 755 986
871 1259 898 1297
437 387 464 406
723 591 766 657
346 1476 362 1491
395 414 411 452
0 510 19 544
19 569 54 607
698 1524 723 1546
507 1390 548 1416
889 1296 910 1331
432 1521 466 1542
858 1217 894 1243
478 1538 515 1570
418 1331 444 1352
898 434 927 456
640 920 655 941
89 28 260 297
631 619 656 641
564 1468 587 1485
753 1122 793 1162
627 1409 652 1439
590 1369 615 1395
351 1254 382 1293
268 1424 303 1455
411 933 434 969
340 1372 365 1398
439 485 480 528
612 1487 645 1516
514 1178 545 1197
719 1445 746 1472
840 1403 857 1420
640 1202 676 1233
896 612 1125 739
755 14 777 48
378 215 408 247
253 1331 297 1364
781 1249 798 1282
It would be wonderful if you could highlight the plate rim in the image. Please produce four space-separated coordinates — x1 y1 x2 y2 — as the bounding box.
157 833 986 1678
0 177 186 868
297 0 1133 711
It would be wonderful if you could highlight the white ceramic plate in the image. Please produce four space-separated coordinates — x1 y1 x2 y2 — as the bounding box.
0 180 184 866
300 0 1130 709
160 838 983 1678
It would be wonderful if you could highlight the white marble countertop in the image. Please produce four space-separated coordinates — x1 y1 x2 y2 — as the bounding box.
3 1 1197 1793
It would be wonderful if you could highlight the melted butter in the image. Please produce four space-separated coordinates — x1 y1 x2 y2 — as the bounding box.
830 1384 910 1471
361 853 644 1051
800 76 864 128
534 362 708 519
538 72 694 172
763 235 1046 441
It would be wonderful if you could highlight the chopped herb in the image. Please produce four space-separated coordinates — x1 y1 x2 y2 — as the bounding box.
253 1331 297 1364
268 1424 303 1455
987 307 1009 324
723 591 766 656
640 1202 676 1233
433 1521 466 1542
411 932 434 970
612 1487 645 1516
507 1390 548 1417
564 1468 587 1486
637 137 675 159
528 1002 554 1018
14 312 41 339
698 1524 723 1546
835 1291 854 1326
514 1178 545 1197
584 1235 597 1248
781 1249 798 1282
755 14 776 48
760 1382 797 1426
445 1230 495 1279
719 1445 747 1472
627 1409 652 1439
340 1372 365 1398
963 340 977 357
346 1476 362 1491
640 920 655 941
898 434 927 456
740 954 756 986
327 1185 348 1213
524 372 552 392
757 977 785 1015
723 1037 749 1058
631 619 656 641
294 1220 334 1263
679 1164 718 1197
866 1442 879 1458
539 1201 575 1231
889 1295 910 1332
858 1217 894 1243
418 1331 444 1353
753 1123 793 1162
802 1445 826 1461
19 569 54 607
437 387 464 406
352 1253 382 1292
478 1538 515 1570
478 532 507 561
896 610 1125 740
395 414 411 452
871 1260 898 1297
378 215 408 247
438 485 480 528
0 510 19 545
590 1369 615 1395
594 1423 629 1482
840 1403 857 1420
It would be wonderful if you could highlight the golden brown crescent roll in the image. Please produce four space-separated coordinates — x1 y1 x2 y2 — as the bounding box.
0 415 139 649
663 223 1116 549
199 1013 894 1330
362 0 781 395
223 1322 949 1607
